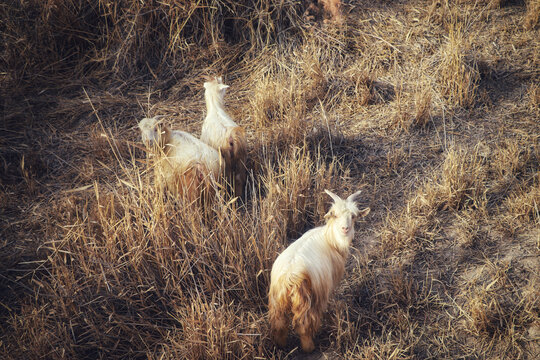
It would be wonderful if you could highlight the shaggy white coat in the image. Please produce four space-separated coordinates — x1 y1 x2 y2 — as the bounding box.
268 190 370 352
138 116 224 200
200 77 247 197
200 77 237 148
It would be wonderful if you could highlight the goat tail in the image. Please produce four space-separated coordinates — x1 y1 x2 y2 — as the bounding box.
224 126 247 197
224 126 247 163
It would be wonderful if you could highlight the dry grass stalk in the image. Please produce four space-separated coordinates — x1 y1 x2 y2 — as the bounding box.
498 186 540 235
413 86 432 128
437 22 480 108
2 0 307 85
380 146 487 253
453 207 487 248
389 83 412 132
352 72 376 108
523 0 540 30
459 261 539 355
528 83 540 115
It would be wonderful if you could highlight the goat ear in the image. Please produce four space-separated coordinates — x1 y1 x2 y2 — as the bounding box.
219 83 229 91
358 207 370 218
346 190 362 204
217 76 223 83
324 189 342 203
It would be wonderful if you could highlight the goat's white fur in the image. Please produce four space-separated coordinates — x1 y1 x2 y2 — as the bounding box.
268 190 370 352
201 77 247 198
138 116 224 202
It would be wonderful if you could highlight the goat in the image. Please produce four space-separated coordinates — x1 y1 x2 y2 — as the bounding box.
138 116 224 204
201 77 247 198
268 189 370 352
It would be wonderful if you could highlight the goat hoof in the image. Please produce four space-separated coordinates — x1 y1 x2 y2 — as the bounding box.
300 336 315 353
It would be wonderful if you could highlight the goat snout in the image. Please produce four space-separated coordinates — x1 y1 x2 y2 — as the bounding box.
341 226 349 234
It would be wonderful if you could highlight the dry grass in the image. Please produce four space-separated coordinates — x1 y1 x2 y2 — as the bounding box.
1 0 539 359
437 21 480 108
524 0 540 30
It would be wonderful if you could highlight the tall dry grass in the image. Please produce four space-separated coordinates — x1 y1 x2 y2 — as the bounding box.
437 22 480 108
1 0 307 87
524 0 540 29
6 125 349 358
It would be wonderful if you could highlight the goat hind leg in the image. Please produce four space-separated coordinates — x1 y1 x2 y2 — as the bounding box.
293 309 318 353
296 323 315 352
270 312 288 347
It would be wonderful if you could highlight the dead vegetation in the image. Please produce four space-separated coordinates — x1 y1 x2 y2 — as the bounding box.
1 0 539 359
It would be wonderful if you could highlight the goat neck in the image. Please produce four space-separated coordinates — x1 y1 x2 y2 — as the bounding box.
204 87 226 119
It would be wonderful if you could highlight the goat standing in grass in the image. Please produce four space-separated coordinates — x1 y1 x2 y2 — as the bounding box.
268 189 370 352
138 116 224 205
201 77 247 198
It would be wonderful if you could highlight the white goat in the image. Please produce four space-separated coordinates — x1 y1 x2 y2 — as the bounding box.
268 190 370 352
201 77 247 198
138 116 224 204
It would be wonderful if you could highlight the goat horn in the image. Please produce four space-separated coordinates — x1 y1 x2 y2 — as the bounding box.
324 189 342 203
346 190 362 203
